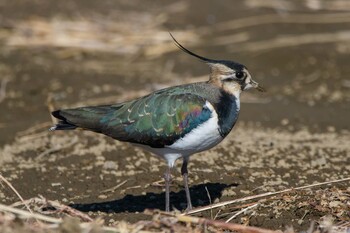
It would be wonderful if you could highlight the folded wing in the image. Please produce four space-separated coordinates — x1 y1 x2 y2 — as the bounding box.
51 91 213 148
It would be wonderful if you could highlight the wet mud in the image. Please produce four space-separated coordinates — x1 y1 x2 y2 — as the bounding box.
0 0 349 231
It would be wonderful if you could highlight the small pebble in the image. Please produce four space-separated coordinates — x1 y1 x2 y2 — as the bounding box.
51 183 61 187
98 194 108 199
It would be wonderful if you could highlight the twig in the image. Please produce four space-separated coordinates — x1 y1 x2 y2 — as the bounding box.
146 209 280 233
101 180 128 193
186 177 350 215
0 174 34 216
214 202 260 219
0 203 120 232
204 186 213 219
151 179 165 187
213 208 222 220
0 203 61 223
11 195 93 222
41 195 93 222
225 203 259 223
125 185 141 190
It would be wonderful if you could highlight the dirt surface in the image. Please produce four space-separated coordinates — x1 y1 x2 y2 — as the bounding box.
0 0 350 232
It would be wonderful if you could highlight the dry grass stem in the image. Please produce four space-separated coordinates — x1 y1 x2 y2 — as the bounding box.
187 177 350 215
225 203 259 223
204 186 213 219
101 180 128 194
0 174 34 216
0 201 283 232
0 203 122 232
215 202 260 219
0 203 61 224
11 195 93 222
146 209 280 233
151 179 165 187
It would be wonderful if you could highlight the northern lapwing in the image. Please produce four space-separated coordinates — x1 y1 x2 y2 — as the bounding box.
49 33 265 212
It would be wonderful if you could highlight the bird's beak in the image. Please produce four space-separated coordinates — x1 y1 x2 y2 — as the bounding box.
250 79 266 92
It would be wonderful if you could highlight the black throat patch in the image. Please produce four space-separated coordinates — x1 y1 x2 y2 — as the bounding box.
215 90 240 138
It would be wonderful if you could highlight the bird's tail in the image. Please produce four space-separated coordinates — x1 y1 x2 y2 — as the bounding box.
49 122 77 131
49 106 121 132
49 110 78 131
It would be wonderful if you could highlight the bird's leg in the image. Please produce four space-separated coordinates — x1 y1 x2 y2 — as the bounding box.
181 157 192 211
164 166 172 212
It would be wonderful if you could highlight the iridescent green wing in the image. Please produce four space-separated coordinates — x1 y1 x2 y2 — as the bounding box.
100 90 213 147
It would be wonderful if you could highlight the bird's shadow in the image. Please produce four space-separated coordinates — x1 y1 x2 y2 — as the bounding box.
70 182 238 213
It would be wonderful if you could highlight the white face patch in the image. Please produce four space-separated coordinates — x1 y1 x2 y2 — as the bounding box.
222 81 242 98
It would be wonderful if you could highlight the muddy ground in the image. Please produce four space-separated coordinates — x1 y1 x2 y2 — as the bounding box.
0 0 349 232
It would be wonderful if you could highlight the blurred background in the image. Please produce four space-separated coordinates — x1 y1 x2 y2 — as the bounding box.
0 0 349 230
0 0 349 144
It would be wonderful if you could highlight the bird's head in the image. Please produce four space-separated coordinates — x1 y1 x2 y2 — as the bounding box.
170 33 265 96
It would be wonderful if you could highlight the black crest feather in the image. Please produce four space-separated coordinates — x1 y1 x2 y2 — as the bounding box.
169 32 215 63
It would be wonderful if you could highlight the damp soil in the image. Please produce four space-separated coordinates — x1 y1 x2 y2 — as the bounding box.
0 0 350 232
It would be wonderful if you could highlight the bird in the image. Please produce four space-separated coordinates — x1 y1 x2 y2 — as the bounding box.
49 33 265 212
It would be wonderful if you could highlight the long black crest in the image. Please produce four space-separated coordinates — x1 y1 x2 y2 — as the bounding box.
169 32 215 63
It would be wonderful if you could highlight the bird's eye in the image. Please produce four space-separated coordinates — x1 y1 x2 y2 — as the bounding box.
235 72 246 79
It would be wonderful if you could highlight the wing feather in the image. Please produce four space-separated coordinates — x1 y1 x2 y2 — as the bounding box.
102 93 212 147
52 84 215 148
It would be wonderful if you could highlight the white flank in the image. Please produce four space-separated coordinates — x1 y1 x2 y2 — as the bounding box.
133 101 223 168
167 101 222 154
133 145 182 167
